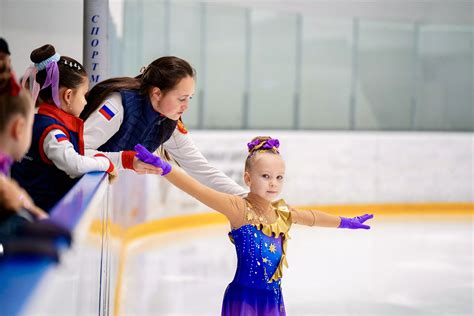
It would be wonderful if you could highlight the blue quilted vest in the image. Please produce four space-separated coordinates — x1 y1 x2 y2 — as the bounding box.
98 90 177 153
11 103 83 212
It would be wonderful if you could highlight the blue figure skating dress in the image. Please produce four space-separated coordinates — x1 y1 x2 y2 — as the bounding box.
222 198 292 316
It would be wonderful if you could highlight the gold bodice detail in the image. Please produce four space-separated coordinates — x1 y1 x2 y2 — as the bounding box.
243 198 292 283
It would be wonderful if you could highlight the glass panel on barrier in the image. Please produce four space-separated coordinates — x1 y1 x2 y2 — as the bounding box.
416 25 473 131
248 10 297 129
205 4 246 129
300 18 352 129
168 0 203 128
110 0 168 77
121 0 144 76
142 1 168 66
356 21 415 130
109 1 472 132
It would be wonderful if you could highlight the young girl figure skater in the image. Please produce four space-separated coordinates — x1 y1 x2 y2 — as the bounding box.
11 44 117 211
134 136 373 315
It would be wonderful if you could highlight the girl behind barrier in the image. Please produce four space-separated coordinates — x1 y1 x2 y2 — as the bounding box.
12 44 116 211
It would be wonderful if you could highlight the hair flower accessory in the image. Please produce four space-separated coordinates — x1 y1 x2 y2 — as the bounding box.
263 138 279 150
247 139 261 151
247 137 280 153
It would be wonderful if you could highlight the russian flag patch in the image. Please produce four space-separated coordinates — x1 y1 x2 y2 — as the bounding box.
55 133 68 142
99 104 117 121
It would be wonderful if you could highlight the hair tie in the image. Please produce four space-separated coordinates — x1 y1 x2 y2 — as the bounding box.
263 138 280 151
247 137 280 155
35 53 60 71
23 53 61 107
140 65 149 74
247 139 261 151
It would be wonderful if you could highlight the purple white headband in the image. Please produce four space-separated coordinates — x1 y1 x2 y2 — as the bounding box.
22 53 61 107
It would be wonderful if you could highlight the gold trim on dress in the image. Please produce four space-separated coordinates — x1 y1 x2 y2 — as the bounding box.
258 199 292 283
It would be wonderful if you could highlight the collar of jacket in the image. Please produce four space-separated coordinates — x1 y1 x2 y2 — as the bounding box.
37 103 84 133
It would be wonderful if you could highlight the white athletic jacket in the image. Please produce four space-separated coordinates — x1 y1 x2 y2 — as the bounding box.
84 92 247 196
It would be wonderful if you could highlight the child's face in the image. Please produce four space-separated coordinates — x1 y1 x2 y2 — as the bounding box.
244 152 285 201
13 95 34 161
63 76 89 117
153 76 195 120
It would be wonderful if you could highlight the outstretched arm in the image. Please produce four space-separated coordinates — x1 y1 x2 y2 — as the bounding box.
291 208 373 229
135 144 245 226
163 129 248 196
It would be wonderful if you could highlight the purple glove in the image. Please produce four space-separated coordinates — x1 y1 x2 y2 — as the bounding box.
134 144 172 176
338 214 373 229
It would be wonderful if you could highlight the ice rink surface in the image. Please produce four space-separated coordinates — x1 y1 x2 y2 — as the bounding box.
119 218 473 316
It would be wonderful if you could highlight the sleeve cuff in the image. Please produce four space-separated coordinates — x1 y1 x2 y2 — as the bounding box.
94 153 115 173
121 151 136 170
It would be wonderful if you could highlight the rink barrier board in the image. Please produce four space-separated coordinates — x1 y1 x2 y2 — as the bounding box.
0 172 109 316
